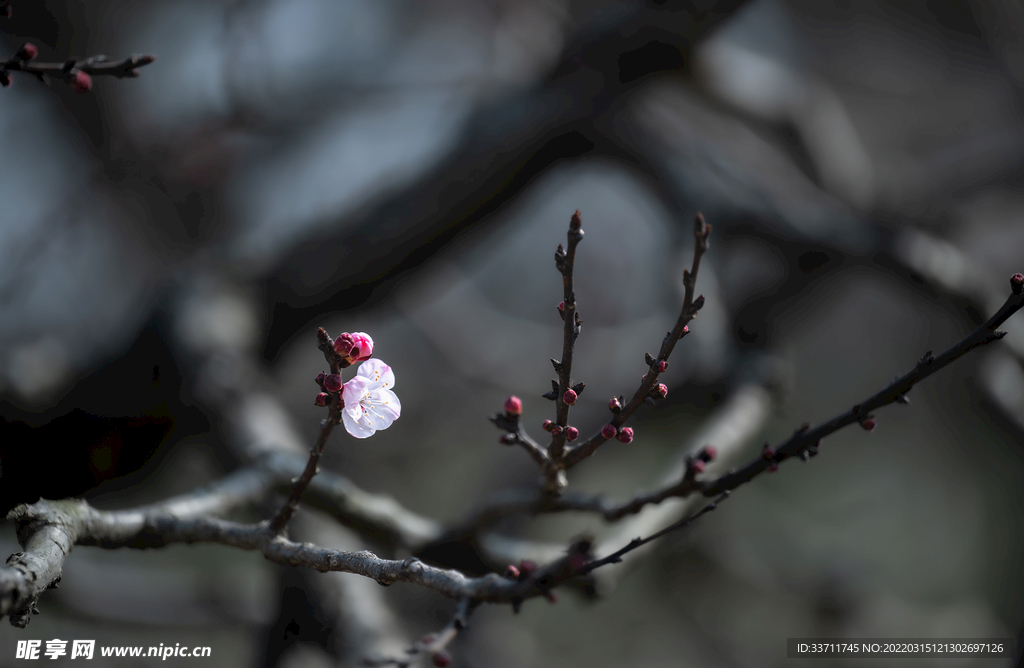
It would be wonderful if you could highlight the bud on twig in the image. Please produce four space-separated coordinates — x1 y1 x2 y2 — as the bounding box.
16 43 38 61
314 393 329 407
562 389 577 405
616 427 634 444
601 424 617 439
69 70 92 93
323 374 343 393
1012 273 1024 295
504 395 522 416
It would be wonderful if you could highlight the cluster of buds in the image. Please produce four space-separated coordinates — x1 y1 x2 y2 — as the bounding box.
600 424 634 443
313 371 344 406
1 42 37 88
687 445 717 474
333 331 373 366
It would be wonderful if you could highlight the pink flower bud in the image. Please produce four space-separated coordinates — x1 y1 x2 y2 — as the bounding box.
504 564 520 579
17 43 38 60
565 426 579 441
333 332 373 362
557 300 565 314
323 374 343 393
542 419 554 432
616 427 634 443
70 70 92 93
601 424 617 439
562 389 577 405
654 383 668 399
1012 273 1023 295
657 360 668 373
608 397 622 412
701 445 717 462
690 459 706 473
504 395 522 416
314 392 329 407
432 652 451 667
860 417 876 431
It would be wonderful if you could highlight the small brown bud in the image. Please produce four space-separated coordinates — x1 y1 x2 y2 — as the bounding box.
323 374 343 393
16 43 38 60
69 70 92 93
569 210 582 230
550 424 563 436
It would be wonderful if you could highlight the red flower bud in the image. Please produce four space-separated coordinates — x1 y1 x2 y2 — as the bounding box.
657 360 668 373
562 389 577 405
70 70 92 93
17 43 38 60
314 392 329 407
542 419 554 432
1011 273 1023 295
504 395 522 416
323 374 343 393
601 424 617 439
504 564 520 579
432 651 452 667
315 371 326 386
860 417 876 431
333 332 373 362
617 427 634 444
565 426 579 441
608 397 622 412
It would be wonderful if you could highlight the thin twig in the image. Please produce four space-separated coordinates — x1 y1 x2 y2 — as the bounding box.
702 278 1024 496
564 213 711 468
548 210 585 465
267 327 344 534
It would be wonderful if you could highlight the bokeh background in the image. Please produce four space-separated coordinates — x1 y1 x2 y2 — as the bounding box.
1 0 1023 666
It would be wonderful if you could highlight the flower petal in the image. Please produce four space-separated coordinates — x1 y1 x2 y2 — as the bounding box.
371 388 401 420
357 358 395 390
343 409 376 438
342 375 369 407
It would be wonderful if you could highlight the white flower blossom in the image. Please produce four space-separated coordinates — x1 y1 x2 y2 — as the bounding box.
341 358 401 438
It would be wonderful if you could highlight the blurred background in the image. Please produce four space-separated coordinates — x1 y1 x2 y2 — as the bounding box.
1 0 1023 666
